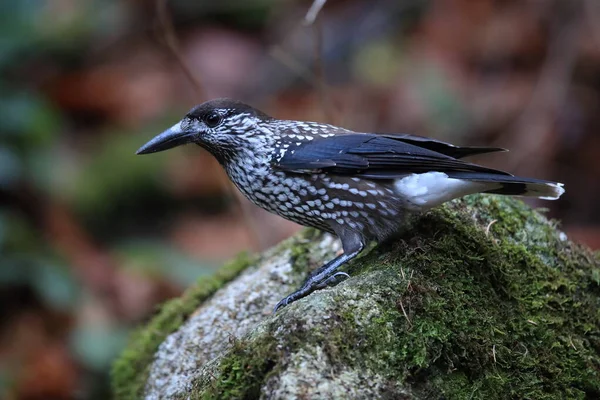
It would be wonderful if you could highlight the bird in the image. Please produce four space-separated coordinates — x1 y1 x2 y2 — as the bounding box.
136 98 565 313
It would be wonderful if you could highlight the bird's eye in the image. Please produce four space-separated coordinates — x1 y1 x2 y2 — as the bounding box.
204 112 222 128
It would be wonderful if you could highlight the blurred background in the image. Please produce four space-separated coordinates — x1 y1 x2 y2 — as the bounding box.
1 0 599 398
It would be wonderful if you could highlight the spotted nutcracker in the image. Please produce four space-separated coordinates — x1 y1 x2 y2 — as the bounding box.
136 98 565 312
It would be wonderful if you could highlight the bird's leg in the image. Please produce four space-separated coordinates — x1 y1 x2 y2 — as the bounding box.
273 251 359 313
273 233 364 313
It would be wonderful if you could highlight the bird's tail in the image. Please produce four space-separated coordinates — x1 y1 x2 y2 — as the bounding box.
448 172 565 200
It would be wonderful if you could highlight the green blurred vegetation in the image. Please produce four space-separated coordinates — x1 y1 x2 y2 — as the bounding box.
0 1 232 399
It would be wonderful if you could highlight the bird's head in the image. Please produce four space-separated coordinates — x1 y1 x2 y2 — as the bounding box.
136 98 272 161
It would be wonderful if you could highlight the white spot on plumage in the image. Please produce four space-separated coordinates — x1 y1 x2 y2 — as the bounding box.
394 172 493 209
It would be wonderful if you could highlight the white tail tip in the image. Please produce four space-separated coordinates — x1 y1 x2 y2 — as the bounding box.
538 182 565 200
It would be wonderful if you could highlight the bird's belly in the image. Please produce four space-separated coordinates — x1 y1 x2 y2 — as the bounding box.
235 171 408 240
237 172 334 232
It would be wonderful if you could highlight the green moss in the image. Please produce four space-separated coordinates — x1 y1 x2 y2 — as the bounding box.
113 195 600 399
191 334 279 400
111 252 255 400
326 196 600 399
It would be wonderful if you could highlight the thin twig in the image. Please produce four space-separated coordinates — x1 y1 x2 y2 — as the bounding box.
485 219 497 237
312 15 334 122
497 3 581 171
304 0 327 25
398 299 412 327
156 0 203 97
583 0 600 50
520 343 529 359
269 46 319 87
155 0 263 250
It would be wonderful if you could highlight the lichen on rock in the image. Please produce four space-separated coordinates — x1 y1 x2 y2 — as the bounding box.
112 195 600 399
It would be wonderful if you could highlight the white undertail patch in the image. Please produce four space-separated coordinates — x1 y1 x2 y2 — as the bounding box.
394 172 495 210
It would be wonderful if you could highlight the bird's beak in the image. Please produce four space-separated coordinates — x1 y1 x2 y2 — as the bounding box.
136 122 194 155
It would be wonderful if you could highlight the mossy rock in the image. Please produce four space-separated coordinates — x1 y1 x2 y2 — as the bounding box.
112 195 600 399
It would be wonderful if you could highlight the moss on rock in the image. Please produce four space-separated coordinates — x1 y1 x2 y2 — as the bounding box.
111 252 255 400
112 195 600 399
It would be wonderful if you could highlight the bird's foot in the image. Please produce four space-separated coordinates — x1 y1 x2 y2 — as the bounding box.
315 271 349 289
273 289 307 313
273 272 350 313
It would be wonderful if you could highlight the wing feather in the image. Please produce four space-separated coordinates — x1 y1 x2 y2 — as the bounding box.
273 133 511 179
380 133 507 159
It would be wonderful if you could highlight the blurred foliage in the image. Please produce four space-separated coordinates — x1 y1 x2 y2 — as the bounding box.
0 1 237 399
115 239 217 285
69 131 170 238
0 211 77 311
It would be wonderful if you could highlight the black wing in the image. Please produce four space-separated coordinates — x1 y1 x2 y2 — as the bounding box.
380 133 507 159
272 133 511 179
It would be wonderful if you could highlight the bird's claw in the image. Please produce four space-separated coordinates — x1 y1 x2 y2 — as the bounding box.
273 297 291 313
273 287 309 313
273 272 351 313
